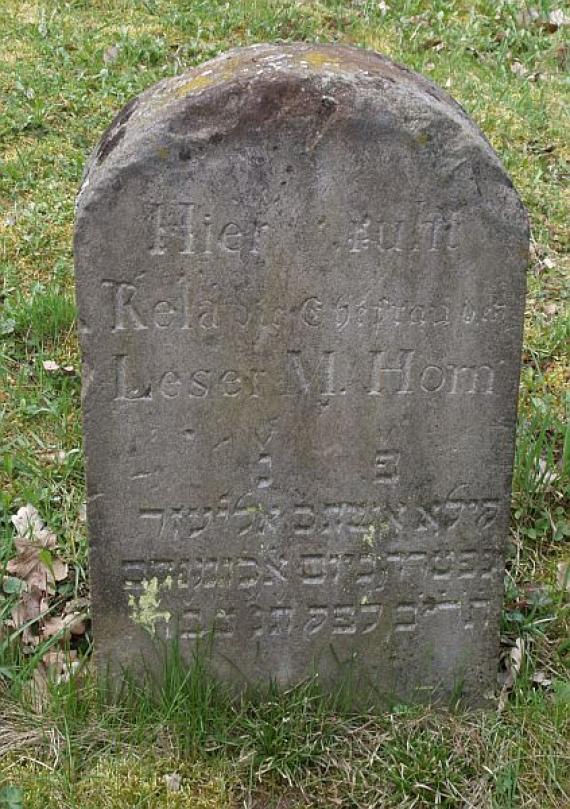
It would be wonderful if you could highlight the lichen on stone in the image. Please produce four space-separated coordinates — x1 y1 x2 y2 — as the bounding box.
362 524 376 548
127 577 171 636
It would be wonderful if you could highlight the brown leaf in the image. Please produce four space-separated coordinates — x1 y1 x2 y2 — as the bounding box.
516 7 540 29
6 547 43 580
42 650 80 684
497 639 524 712
510 638 524 676
422 37 442 50
68 616 86 636
64 596 90 615
532 670 552 687
22 563 49 593
9 586 46 645
555 42 568 70
11 504 57 548
41 612 85 641
510 61 527 78
548 9 569 29
497 681 510 712
29 666 49 712
7 546 67 593
9 505 67 591
164 773 182 792
42 648 77 669
51 557 68 582
61 612 86 636
103 44 120 64
42 449 69 464
557 561 570 592
41 616 66 638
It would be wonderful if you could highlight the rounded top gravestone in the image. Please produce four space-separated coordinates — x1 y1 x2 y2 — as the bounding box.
75 43 528 705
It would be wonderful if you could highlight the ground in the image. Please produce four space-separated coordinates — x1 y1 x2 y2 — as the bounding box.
0 1 568 807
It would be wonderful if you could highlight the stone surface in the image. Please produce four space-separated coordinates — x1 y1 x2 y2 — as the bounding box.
75 43 528 705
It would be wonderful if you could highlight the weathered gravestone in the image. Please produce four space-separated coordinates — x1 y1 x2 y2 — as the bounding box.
75 43 528 705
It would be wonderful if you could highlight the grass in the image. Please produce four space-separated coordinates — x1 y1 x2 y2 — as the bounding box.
1 643 569 808
0 0 568 806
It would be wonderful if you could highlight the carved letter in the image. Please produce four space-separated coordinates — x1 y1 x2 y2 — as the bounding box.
368 350 414 395
286 351 336 396
114 354 152 401
102 280 147 331
148 202 194 255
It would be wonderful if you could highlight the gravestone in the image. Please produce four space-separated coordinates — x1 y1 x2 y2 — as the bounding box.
75 43 528 705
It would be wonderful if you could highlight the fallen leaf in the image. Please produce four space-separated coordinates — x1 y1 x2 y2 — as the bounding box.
42 449 68 464
41 611 86 640
8 505 67 592
549 9 569 28
409 14 428 26
7 549 42 583
62 611 86 635
48 555 68 583
555 42 568 70
164 773 182 792
11 504 56 548
510 61 527 78
42 648 77 668
516 7 541 28
40 615 66 638
7 546 67 593
557 561 570 592
510 637 524 676
9 586 46 645
21 563 49 593
498 638 525 711
532 670 552 687
64 596 90 614
28 666 49 712
499 677 514 708
41 650 81 684
68 616 86 636
103 44 120 64
422 37 442 50
497 680 510 712
538 456 558 484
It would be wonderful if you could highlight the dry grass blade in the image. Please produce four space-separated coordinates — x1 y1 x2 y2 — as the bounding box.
0 700 46 758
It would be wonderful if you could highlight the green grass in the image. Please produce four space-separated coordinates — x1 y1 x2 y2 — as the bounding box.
0 0 569 806
1 642 568 808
